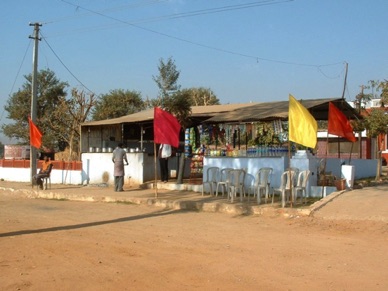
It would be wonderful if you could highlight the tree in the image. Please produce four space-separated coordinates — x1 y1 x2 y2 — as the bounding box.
161 93 192 129
92 89 145 121
354 86 372 113
152 57 191 123
364 108 388 180
353 80 388 180
48 89 96 160
378 79 388 106
181 87 220 106
367 80 380 99
352 85 374 158
1 69 68 149
153 57 181 100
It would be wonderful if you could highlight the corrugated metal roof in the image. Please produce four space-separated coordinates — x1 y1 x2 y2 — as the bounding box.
204 98 360 123
81 103 257 126
81 98 360 127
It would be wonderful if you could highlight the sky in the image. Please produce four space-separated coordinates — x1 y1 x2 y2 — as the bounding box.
1 0 387 144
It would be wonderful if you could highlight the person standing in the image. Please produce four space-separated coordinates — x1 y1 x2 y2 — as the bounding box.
112 143 128 192
159 144 172 183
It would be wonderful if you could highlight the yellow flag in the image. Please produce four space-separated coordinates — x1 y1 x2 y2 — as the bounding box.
289 94 317 148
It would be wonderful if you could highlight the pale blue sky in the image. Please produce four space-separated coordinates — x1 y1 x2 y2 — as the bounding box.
1 0 387 144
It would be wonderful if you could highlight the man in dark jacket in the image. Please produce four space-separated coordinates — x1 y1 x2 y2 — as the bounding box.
112 143 128 191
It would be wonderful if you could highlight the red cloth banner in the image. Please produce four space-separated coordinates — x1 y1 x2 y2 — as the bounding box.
28 117 43 148
154 107 181 148
328 102 357 142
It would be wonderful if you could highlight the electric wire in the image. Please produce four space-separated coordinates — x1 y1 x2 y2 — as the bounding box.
48 0 290 36
317 63 346 80
43 0 168 25
59 0 344 70
0 40 32 123
130 0 292 24
41 33 95 95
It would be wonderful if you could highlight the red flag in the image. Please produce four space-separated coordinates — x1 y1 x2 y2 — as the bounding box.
328 102 356 142
28 117 43 148
154 107 181 148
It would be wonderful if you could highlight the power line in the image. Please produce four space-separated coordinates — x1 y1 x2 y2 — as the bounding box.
55 0 294 31
43 0 168 25
0 40 32 123
129 0 294 24
58 0 343 70
41 34 95 94
9 41 32 96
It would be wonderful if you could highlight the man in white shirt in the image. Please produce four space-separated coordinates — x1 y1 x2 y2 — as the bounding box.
158 144 172 183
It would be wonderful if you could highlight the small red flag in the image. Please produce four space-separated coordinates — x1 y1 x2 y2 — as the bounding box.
328 102 356 142
154 107 181 148
28 117 43 148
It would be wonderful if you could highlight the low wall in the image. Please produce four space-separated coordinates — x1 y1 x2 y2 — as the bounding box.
81 152 192 186
0 167 83 185
82 152 149 185
325 158 377 179
0 157 378 188
204 155 379 197
0 159 83 184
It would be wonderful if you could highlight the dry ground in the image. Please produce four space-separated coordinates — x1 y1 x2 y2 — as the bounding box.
0 189 387 291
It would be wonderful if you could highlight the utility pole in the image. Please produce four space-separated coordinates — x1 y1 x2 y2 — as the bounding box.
29 22 42 183
341 62 348 99
358 85 365 159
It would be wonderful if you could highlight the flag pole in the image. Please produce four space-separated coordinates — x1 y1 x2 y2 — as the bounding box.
154 142 158 198
321 132 329 198
288 142 293 208
337 137 340 158
348 142 354 164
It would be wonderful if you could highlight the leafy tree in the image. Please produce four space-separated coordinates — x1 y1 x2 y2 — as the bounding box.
152 57 191 124
48 89 96 160
364 108 388 180
1 69 68 149
181 87 220 106
153 57 180 100
352 85 373 158
354 86 372 113
92 89 145 121
364 79 388 106
378 79 388 106
366 80 380 99
161 93 192 129
352 80 388 180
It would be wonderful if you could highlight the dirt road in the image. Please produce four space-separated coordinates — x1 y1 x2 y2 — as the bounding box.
0 187 387 291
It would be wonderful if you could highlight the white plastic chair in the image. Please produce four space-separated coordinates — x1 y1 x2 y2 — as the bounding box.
286 167 299 188
227 169 245 203
293 170 311 204
202 167 219 196
215 168 233 197
272 169 297 207
249 167 273 204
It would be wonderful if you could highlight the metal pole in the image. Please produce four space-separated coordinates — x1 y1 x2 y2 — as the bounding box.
140 125 144 151
29 22 41 183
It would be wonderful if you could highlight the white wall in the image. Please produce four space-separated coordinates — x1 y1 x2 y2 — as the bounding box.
204 154 378 197
0 167 83 185
82 152 148 185
81 152 191 185
0 156 377 188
